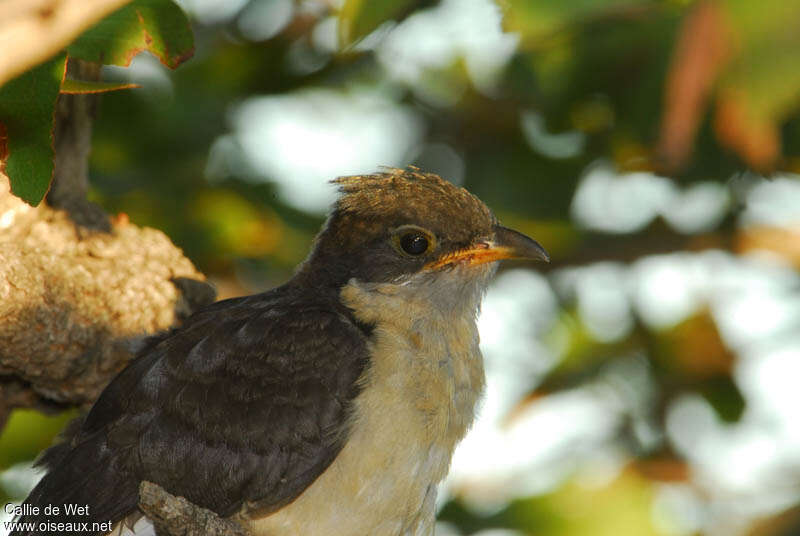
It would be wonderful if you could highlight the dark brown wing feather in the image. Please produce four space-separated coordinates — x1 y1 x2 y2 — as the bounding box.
15 286 369 535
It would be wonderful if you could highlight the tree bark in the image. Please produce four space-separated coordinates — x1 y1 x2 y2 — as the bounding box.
139 482 250 536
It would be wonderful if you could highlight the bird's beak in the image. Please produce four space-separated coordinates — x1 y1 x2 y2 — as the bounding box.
426 225 549 270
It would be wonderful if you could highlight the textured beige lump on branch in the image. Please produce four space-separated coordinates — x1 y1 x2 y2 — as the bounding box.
0 173 215 421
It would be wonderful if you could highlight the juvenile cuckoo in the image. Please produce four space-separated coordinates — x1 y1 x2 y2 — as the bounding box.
14 168 548 536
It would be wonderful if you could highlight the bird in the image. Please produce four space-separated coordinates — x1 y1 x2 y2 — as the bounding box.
13 168 548 536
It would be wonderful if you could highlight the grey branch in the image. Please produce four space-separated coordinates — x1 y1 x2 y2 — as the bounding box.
139 481 251 536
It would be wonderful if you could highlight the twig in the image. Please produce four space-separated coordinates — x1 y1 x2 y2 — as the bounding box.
138 481 250 536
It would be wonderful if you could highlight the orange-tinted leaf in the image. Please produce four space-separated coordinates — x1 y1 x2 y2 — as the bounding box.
634 455 690 483
662 310 734 379
737 224 800 267
658 0 731 172
711 0 800 171
715 87 780 171
60 78 140 94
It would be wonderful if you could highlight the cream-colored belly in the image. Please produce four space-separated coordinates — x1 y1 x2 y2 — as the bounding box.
249 418 446 536
249 282 485 536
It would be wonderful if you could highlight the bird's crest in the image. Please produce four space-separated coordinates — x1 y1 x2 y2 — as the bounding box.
330 168 495 235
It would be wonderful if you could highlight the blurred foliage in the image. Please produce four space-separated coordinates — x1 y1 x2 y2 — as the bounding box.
440 469 663 536
0 410 76 471
0 410 77 507
502 0 800 176
338 0 435 46
3 0 800 534
0 0 194 204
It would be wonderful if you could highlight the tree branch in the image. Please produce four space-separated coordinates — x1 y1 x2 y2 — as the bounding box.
139 482 250 536
47 58 110 230
538 218 737 273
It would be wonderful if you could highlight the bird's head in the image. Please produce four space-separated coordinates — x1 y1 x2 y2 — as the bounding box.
294 169 547 314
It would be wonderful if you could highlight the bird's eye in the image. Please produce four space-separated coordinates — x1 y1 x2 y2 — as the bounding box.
400 232 429 255
392 225 436 257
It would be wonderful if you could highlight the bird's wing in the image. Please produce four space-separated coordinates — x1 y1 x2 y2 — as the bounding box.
18 288 369 535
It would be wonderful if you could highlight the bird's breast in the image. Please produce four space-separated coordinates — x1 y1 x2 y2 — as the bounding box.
249 280 486 536
340 277 486 451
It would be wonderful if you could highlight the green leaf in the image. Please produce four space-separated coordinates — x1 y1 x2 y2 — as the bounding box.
0 54 67 206
712 0 800 171
67 0 194 69
338 0 431 48
60 78 140 94
698 376 745 423
501 0 653 46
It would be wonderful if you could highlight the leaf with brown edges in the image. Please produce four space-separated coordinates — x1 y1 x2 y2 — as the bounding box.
67 0 194 69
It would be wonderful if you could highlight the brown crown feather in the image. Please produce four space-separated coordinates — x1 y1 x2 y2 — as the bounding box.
329 168 496 251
